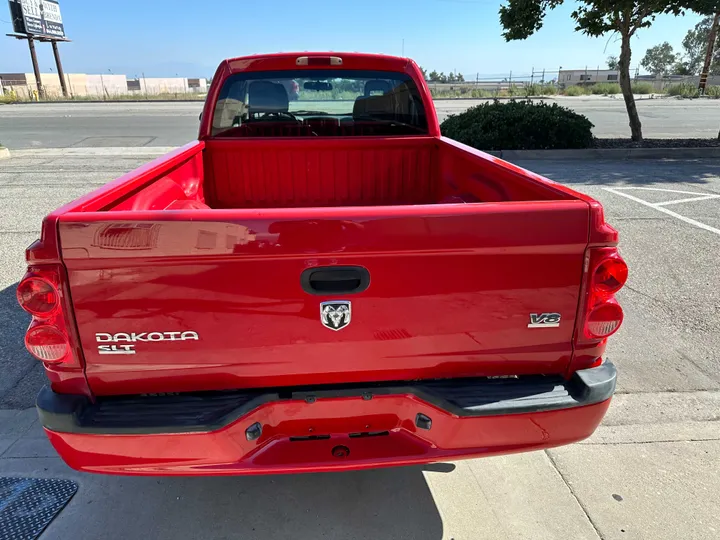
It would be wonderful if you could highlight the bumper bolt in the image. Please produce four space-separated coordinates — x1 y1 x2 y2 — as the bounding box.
332 445 350 458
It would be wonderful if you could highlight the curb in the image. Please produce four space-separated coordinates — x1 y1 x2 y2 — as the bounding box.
0 147 9 160
486 147 720 160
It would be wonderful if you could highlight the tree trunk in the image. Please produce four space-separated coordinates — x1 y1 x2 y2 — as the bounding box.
699 11 720 94
618 30 642 142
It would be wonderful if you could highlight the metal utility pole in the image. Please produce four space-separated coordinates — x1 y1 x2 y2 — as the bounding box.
27 36 44 98
51 41 68 97
699 11 720 94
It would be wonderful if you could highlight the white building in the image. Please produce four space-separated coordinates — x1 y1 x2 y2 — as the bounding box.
0 73 208 98
559 69 619 86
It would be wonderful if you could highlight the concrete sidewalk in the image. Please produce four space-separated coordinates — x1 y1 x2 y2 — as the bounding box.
2 391 718 540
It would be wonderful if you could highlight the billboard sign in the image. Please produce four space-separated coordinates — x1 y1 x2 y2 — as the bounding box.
8 0 65 39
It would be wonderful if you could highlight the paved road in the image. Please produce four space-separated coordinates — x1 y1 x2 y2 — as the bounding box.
0 149 718 538
1 96 719 149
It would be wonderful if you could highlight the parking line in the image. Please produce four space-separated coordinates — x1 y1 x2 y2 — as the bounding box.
655 195 720 206
603 188 720 237
609 187 714 196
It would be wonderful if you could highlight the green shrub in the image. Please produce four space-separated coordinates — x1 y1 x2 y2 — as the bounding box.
470 88 492 98
563 85 589 96
666 83 699 97
631 82 654 94
440 100 595 150
524 83 560 96
590 82 621 95
704 85 720 97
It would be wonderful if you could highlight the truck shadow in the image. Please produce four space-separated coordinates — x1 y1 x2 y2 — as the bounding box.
0 282 44 410
49 465 446 539
513 158 720 186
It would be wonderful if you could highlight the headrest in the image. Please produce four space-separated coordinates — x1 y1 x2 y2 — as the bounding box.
248 81 289 113
364 80 392 96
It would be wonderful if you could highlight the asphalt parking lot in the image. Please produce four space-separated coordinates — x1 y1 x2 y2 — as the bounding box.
1 142 719 536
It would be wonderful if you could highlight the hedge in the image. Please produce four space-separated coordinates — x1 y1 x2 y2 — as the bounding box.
440 100 595 150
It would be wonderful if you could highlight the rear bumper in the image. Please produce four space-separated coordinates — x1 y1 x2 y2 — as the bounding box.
38 363 616 475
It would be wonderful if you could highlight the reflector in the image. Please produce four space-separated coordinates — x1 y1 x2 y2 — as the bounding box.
586 302 624 339
25 325 69 363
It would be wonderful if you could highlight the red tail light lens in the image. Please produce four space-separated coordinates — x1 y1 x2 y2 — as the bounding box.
586 301 624 338
17 277 60 318
25 325 70 363
592 257 628 296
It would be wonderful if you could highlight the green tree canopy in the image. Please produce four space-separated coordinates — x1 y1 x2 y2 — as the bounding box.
674 15 720 74
498 0 719 141
641 42 679 75
607 55 620 69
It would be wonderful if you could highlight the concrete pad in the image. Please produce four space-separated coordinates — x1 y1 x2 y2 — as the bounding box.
548 440 720 540
585 421 720 445
423 453 600 540
0 436 18 456
0 408 37 437
604 391 720 426
1 434 57 458
0 457 444 540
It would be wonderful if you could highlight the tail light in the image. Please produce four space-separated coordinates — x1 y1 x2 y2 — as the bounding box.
25 325 70 363
581 248 628 340
586 300 624 338
17 277 60 318
17 267 74 365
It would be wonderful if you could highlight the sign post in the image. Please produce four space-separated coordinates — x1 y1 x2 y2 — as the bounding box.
26 35 43 97
6 0 70 98
51 41 66 96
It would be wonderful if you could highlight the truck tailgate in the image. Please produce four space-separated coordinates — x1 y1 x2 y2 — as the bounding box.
58 201 589 395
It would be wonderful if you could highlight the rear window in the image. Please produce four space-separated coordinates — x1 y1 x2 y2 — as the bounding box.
211 70 428 137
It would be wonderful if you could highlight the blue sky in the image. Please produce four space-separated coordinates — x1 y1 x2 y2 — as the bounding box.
0 0 705 78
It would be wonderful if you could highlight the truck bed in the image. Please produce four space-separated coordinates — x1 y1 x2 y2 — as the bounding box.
83 137 577 214
41 138 598 396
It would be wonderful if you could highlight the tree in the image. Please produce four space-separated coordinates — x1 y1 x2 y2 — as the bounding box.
607 55 620 69
420 67 429 80
428 70 440 82
456 72 466 82
498 0 716 142
675 15 720 74
438 71 448 83
641 42 678 75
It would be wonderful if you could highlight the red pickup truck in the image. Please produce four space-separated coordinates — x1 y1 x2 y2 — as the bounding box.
20 53 626 476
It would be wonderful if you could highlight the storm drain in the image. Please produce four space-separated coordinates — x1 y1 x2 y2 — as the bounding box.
0 477 77 540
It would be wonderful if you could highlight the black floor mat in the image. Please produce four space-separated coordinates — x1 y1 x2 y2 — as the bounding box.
0 477 77 540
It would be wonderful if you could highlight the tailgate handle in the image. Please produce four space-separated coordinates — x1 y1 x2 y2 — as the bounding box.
301 266 370 295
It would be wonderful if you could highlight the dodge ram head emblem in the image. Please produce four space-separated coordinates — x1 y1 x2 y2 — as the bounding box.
320 301 351 331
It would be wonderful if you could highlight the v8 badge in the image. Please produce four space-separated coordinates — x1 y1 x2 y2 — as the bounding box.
528 312 561 328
